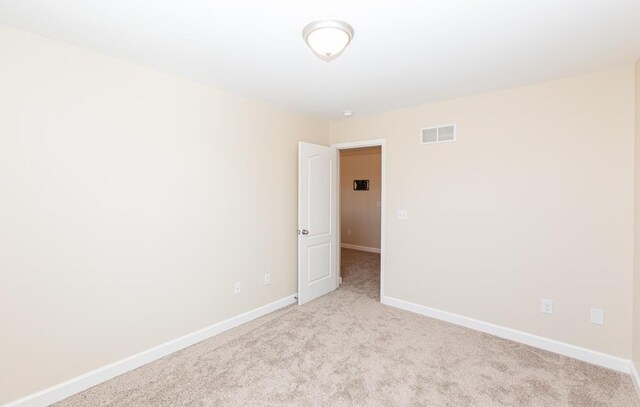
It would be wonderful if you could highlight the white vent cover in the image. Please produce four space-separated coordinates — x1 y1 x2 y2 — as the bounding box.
420 124 456 144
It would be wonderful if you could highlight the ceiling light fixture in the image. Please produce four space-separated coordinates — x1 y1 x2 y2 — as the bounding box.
302 19 354 62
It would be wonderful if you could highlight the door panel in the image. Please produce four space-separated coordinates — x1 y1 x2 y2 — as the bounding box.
308 155 331 236
298 142 337 305
308 242 331 283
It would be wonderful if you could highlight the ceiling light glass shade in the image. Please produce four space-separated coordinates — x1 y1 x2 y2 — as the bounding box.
303 20 354 62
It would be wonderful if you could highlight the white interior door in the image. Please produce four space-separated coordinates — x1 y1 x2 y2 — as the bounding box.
298 142 338 305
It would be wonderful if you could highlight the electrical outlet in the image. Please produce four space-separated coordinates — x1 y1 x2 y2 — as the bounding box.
264 273 271 286
590 308 604 325
234 281 241 295
397 209 409 220
541 298 553 314
347 229 352 236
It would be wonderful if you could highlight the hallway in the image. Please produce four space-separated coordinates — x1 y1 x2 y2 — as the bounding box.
339 248 380 301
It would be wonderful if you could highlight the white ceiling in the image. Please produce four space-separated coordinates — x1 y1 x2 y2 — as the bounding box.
1 0 639 117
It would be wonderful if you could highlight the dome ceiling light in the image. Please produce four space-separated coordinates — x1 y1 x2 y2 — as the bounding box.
302 20 354 62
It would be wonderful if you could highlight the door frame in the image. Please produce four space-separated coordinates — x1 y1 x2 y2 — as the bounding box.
331 139 386 300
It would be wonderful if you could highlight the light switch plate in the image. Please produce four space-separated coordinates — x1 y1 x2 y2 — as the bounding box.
397 209 409 220
590 308 604 325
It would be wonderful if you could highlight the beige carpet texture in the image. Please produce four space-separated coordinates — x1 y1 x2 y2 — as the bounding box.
57 249 638 406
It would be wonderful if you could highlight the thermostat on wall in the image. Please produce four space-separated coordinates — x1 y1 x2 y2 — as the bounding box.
353 180 369 191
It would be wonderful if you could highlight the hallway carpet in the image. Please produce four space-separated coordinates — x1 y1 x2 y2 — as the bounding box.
58 249 638 406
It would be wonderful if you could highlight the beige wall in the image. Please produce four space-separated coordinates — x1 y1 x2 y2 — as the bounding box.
330 66 635 358
0 25 328 404
634 59 640 370
340 147 382 249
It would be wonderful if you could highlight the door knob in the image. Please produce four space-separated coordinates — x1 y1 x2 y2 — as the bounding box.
301 229 309 235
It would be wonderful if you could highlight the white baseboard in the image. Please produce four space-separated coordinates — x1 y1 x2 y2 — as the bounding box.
5 294 297 407
381 295 631 374
341 243 381 254
631 362 640 400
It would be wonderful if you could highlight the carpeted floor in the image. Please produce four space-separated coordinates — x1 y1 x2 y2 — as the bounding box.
57 249 638 406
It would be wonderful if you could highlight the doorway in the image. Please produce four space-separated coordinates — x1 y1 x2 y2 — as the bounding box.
334 140 385 301
296 139 385 305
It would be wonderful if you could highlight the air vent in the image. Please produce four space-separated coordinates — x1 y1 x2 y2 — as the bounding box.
420 124 456 144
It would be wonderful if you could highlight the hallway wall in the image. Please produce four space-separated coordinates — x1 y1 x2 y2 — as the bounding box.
340 147 382 250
